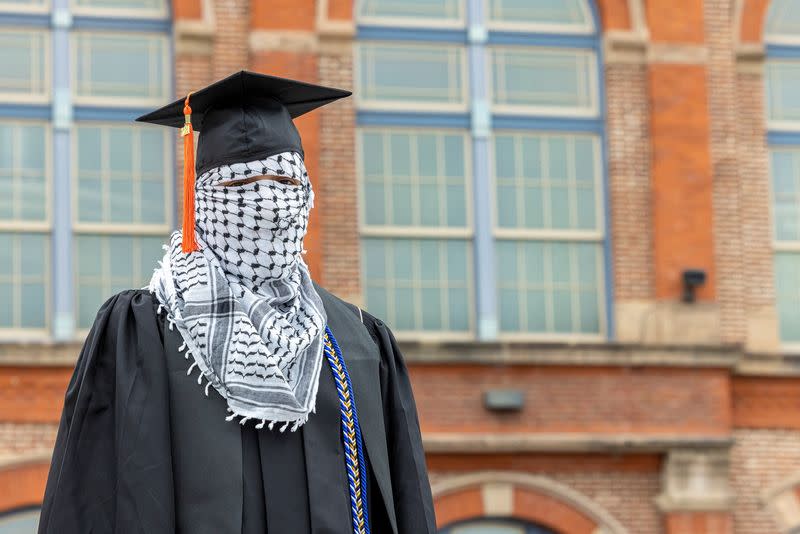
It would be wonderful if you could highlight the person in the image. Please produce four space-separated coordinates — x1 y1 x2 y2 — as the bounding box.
38 70 436 534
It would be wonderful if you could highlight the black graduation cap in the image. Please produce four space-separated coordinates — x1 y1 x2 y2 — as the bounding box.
135 70 352 175
135 70 351 253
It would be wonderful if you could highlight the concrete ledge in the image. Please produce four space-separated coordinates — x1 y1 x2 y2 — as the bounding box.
422 432 733 453
0 341 82 366
400 340 741 368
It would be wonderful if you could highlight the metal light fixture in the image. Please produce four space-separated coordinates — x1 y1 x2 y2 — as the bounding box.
682 269 707 303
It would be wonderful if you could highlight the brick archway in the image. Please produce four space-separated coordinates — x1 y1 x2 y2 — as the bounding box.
432 471 630 534
0 457 50 513
735 0 772 44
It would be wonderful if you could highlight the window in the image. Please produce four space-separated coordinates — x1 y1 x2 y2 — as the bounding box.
363 238 471 332
71 0 167 18
0 508 40 533
0 120 50 335
490 48 598 116
72 124 171 328
487 0 593 33
765 0 800 44
357 43 468 110
361 129 469 229
359 128 473 336
357 0 605 340
0 29 49 101
74 124 170 228
0 233 49 331
493 132 604 336
357 0 463 26
766 61 800 127
75 235 164 328
0 121 49 225
72 32 170 105
766 2 800 346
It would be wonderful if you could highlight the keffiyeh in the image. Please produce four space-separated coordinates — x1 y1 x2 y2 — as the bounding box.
149 151 327 431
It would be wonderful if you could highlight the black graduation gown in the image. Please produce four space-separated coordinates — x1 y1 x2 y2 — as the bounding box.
38 283 436 534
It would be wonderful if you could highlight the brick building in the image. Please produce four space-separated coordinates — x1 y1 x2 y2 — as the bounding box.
1 0 800 533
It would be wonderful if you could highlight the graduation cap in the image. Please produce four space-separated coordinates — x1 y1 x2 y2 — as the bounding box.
136 70 351 252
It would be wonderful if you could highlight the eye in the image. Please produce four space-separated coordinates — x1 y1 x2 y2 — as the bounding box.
278 178 298 186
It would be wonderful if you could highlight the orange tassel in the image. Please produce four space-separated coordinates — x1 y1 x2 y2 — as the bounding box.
181 93 199 253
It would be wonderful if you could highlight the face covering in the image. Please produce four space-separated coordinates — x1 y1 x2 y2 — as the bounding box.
149 151 327 431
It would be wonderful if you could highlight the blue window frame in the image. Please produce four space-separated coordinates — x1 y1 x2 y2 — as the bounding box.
766 0 800 346
356 0 610 341
0 0 173 340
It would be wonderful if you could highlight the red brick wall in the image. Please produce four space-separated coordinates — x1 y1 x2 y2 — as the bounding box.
411 365 731 435
648 64 715 301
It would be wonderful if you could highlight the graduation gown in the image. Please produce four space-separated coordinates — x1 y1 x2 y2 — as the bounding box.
38 283 436 534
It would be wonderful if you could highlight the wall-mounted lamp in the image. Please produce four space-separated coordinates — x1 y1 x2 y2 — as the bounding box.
682 269 707 303
483 389 524 413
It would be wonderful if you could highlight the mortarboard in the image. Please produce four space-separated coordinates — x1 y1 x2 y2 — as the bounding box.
136 70 352 252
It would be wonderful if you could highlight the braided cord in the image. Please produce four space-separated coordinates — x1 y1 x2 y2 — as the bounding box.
324 325 371 534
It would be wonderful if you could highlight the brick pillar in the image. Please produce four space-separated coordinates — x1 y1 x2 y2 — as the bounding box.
249 0 326 281
657 449 733 534
317 1 359 302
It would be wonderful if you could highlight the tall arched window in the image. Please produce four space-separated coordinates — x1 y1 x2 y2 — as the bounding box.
766 0 800 346
355 0 608 341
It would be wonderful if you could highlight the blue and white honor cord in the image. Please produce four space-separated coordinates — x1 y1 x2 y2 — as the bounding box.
323 325 371 534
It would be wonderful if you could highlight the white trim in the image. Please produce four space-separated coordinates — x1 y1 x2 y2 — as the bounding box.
69 0 169 19
70 31 171 108
0 28 51 105
483 0 595 35
354 41 470 112
487 46 600 118
361 226 473 238
0 0 49 14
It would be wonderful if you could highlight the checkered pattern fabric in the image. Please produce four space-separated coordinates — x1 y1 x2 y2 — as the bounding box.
149 151 327 430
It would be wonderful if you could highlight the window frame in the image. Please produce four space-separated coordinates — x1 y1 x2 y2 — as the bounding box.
0 0 49 14
355 41 470 113
490 130 606 341
0 118 53 232
484 0 595 35
357 125 476 341
0 118 52 338
69 0 169 20
356 0 466 29
0 232 52 339
357 126 474 237
70 121 173 235
0 28 51 104
766 0 800 349
768 147 800 350
488 45 600 118
73 233 165 333
70 30 171 108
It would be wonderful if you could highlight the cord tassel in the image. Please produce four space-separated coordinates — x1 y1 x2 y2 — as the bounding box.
181 93 199 253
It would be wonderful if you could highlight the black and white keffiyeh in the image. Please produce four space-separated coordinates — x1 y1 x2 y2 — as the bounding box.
149 151 327 431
